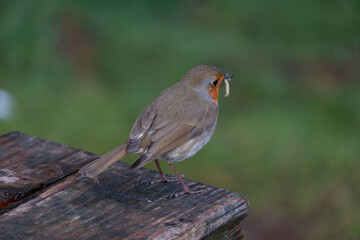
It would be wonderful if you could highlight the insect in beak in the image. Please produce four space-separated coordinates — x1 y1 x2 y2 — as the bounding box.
223 74 233 97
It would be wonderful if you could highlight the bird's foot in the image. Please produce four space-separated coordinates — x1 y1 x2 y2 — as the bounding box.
148 174 184 185
170 185 203 198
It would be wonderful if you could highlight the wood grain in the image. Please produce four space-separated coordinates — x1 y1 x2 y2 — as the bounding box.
0 131 98 210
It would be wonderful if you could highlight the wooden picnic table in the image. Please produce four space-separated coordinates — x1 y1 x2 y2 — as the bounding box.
0 131 249 239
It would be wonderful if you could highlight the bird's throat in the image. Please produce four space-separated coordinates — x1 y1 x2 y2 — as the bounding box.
209 84 221 105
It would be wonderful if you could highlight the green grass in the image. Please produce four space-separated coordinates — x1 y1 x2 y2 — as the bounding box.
1 1 360 239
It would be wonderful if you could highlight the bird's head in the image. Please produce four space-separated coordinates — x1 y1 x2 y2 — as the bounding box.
180 65 233 104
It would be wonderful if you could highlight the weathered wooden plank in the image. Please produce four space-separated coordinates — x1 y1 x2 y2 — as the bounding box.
0 162 248 239
0 132 249 239
0 131 98 210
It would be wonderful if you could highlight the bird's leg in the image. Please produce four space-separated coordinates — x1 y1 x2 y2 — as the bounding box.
168 162 202 197
149 159 179 184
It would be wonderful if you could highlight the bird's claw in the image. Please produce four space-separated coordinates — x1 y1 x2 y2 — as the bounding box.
170 185 203 198
147 174 182 186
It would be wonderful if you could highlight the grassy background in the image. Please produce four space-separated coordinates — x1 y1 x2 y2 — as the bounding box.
1 1 360 239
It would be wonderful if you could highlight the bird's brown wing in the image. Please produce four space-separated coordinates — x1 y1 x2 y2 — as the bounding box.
127 105 157 153
130 122 196 169
130 109 217 170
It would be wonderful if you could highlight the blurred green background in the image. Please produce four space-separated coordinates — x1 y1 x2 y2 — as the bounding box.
1 1 359 239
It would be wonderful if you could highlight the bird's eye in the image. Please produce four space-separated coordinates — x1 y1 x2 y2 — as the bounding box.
212 79 218 86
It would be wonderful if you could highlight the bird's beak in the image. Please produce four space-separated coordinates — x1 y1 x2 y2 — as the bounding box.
224 74 233 80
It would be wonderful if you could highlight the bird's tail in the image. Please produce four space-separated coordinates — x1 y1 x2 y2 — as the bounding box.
79 142 128 182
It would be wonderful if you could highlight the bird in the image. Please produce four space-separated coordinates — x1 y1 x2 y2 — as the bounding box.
79 65 232 197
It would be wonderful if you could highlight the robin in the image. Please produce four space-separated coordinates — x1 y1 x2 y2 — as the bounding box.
79 65 232 197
